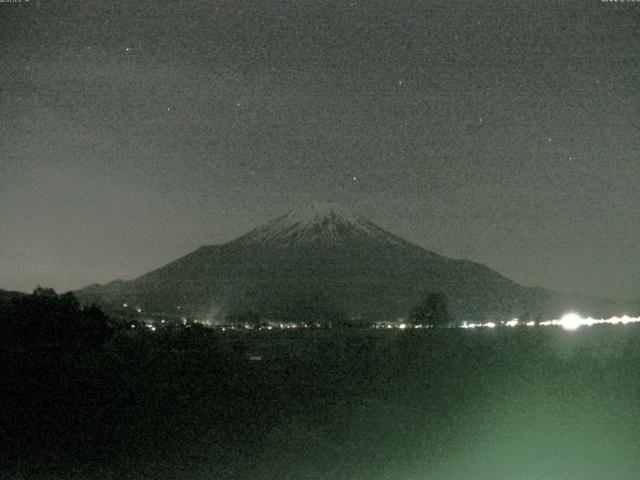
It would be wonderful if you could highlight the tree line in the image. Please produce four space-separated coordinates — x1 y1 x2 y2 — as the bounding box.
0 287 113 349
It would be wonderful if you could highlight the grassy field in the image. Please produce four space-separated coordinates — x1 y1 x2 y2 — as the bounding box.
3 325 640 479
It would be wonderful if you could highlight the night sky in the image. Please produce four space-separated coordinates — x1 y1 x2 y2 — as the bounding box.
1 0 639 298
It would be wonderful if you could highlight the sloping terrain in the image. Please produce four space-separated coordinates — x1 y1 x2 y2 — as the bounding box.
76 202 634 322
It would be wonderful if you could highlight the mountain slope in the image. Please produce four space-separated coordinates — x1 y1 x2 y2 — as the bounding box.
76 202 634 323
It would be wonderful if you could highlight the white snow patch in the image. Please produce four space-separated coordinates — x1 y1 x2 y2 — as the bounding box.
239 201 402 245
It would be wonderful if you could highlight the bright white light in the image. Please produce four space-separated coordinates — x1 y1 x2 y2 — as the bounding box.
136 307 142 313
458 313 640 331
559 313 583 331
548 313 639 331
399 323 407 330
123 303 128 308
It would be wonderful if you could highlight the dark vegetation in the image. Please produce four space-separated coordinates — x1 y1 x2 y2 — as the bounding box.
408 292 452 326
0 287 113 350
2 288 640 479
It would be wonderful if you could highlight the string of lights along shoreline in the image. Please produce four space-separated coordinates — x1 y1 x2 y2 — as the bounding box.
129 308 640 333
459 313 640 332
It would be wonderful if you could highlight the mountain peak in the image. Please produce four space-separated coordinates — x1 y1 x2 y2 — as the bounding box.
236 202 403 246
282 201 361 226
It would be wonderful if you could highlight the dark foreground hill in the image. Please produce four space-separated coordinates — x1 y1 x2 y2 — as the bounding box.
4 327 640 480
77 202 635 323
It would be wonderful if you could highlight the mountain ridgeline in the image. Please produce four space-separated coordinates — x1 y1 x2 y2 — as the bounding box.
76 202 634 324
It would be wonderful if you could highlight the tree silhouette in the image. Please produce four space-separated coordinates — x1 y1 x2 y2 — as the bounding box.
0 287 113 349
409 292 451 327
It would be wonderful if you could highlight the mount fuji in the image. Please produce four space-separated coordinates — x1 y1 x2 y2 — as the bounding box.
77 202 632 323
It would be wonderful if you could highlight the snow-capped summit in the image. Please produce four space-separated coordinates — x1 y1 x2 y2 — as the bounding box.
76 201 632 325
237 201 403 246
277 201 362 226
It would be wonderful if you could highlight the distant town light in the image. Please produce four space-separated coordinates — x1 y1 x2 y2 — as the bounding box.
559 313 582 331
457 314 640 332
